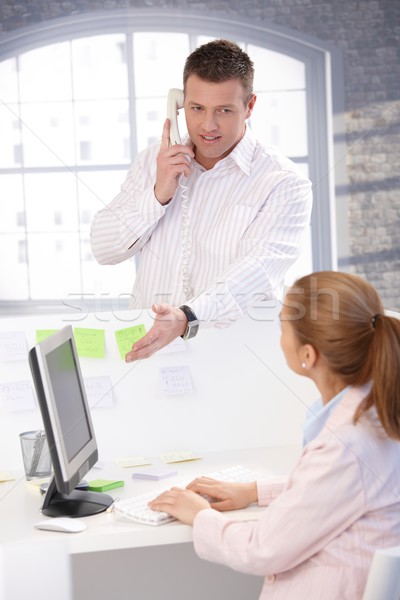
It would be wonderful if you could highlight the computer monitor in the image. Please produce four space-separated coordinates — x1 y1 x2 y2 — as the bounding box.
29 325 113 517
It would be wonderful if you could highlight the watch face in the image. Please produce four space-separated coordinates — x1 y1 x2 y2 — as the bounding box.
189 323 199 337
184 320 199 340
179 305 199 340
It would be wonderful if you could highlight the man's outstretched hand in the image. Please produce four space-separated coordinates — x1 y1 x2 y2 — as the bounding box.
125 303 188 361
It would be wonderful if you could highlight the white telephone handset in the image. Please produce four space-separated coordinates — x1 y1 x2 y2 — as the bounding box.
167 88 184 146
166 88 192 301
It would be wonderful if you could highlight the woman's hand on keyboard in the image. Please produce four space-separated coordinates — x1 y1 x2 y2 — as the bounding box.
186 477 258 512
148 487 211 526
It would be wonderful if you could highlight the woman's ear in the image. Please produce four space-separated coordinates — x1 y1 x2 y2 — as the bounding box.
300 344 318 370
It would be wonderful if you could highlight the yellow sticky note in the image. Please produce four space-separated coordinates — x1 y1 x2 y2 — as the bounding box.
36 329 58 343
160 451 202 464
0 471 15 482
115 457 152 468
114 325 146 360
74 328 105 358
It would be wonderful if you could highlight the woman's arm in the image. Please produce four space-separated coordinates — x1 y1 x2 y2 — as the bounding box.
192 438 365 576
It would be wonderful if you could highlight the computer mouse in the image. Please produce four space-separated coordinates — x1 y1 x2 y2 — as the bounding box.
34 517 87 533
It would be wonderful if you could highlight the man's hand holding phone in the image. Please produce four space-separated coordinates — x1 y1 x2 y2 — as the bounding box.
154 119 194 205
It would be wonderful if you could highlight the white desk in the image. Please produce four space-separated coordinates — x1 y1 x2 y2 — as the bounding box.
0 445 299 600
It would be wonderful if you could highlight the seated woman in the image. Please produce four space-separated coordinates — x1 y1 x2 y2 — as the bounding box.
150 271 400 599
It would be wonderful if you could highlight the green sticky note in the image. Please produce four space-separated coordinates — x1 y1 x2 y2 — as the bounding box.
115 325 146 359
36 329 59 343
73 328 105 358
87 479 124 492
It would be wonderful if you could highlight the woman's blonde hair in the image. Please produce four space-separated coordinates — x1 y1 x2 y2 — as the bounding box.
284 271 400 439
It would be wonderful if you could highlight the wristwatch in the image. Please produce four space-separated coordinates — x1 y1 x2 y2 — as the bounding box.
179 305 199 340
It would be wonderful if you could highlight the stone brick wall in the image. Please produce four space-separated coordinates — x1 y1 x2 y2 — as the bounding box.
1 0 399 309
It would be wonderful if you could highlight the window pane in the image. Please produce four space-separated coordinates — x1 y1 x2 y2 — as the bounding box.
295 162 309 179
24 173 78 232
0 175 25 232
72 35 128 100
0 57 19 103
77 170 125 232
20 102 75 167
251 46 305 91
0 234 29 299
0 102 22 167
133 33 189 96
80 235 136 298
197 35 247 50
28 232 81 299
74 100 130 164
284 225 313 286
251 91 308 157
135 97 188 152
19 43 72 101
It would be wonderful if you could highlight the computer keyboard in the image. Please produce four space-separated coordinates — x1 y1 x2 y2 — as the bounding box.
114 490 176 525
114 465 261 526
206 465 261 482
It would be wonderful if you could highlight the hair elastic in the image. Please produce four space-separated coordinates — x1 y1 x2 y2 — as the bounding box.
371 314 381 329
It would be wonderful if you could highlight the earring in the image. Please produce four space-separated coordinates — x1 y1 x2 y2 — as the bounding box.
301 362 307 369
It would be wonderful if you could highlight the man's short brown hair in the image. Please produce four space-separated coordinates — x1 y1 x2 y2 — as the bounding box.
183 39 254 103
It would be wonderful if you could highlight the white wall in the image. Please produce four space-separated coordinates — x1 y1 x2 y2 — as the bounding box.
0 306 317 470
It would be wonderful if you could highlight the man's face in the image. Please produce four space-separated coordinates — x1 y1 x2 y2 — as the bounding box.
184 74 256 170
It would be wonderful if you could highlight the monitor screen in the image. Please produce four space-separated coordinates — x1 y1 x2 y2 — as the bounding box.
46 340 92 464
29 325 112 517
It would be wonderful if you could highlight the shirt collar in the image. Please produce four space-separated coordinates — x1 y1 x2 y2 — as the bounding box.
302 383 373 446
226 125 256 175
302 386 351 446
188 125 256 176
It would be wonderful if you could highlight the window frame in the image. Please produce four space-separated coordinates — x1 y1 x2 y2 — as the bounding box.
0 8 345 314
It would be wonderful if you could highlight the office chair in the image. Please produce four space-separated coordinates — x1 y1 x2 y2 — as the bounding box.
363 546 400 600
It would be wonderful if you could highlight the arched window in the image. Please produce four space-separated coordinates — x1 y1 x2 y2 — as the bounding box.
0 9 342 313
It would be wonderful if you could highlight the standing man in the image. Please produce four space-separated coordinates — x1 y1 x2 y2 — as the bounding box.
91 39 312 360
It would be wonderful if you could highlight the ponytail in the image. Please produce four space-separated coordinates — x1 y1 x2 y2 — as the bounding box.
355 314 400 440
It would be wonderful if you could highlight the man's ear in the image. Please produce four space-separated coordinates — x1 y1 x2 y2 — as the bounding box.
245 94 257 118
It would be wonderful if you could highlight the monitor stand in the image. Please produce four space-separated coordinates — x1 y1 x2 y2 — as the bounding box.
41 476 113 518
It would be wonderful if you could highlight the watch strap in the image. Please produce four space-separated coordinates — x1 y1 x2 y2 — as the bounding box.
179 305 199 340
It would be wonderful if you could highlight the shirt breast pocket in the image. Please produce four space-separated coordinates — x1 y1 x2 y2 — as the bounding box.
222 204 258 243
195 204 258 265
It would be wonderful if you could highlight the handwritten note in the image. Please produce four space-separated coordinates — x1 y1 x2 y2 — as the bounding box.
114 325 146 359
74 328 105 358
0 331 28 361
84 375 113 408
156 336 187 355
159 365 193 396
36 328 105 358
0 381 36 412
36 329 58 343
160 450 201 463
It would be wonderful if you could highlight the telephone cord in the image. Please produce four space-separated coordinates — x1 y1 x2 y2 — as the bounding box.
179 173 193 302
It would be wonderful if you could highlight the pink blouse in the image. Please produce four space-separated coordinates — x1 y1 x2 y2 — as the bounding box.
193 386 400 599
